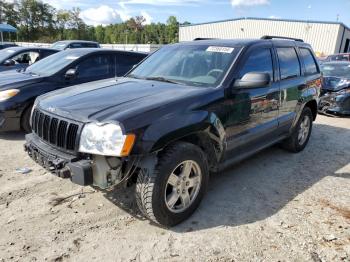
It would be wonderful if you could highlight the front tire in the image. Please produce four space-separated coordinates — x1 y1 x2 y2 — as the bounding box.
135 142 209 227
281 107 313 153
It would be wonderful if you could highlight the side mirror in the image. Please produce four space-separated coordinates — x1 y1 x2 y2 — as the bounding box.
65 68 77 80
234 72 271 88
3 59 15 66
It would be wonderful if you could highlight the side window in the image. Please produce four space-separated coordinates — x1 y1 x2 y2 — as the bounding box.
300 48 318 75
76 55 113 79
12 51 40 65
276 47 301 80
83 43 99 48
239 48 274 80
116 54 144 76
70 43 83 49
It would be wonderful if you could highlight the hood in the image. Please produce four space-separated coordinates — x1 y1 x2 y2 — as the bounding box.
322 76 350 92
38 77 208 123
0 70 44 90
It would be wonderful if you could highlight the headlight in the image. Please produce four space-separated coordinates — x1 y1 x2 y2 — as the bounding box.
0 89 20 102
79 122 135 157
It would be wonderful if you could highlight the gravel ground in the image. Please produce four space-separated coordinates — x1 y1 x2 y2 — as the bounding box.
0 115 349 262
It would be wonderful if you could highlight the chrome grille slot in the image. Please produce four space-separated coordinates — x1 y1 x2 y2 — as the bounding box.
31 108 80 152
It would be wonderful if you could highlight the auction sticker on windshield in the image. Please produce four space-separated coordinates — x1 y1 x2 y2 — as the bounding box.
206 46 234 53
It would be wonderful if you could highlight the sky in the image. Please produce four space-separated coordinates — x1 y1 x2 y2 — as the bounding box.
39 0 350 27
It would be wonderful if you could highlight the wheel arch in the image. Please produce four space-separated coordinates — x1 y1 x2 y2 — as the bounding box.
303 99 318 121
143 112 226 170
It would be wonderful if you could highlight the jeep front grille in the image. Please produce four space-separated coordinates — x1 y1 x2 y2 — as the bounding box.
31 108 80 151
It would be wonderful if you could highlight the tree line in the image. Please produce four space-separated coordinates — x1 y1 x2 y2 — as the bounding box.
0 0 189 44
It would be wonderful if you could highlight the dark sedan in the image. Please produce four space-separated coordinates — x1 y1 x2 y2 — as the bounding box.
0 47 58 72
0 48 147 132
51 40 100 50
0 42 17 50
319 62 350 115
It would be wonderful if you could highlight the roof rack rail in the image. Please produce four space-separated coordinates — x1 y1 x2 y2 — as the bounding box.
261 35 304 42
193 38 217 41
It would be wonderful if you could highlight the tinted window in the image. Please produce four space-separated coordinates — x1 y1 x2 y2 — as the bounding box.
277 48 301 80
83 43 99 48
329 54 350 62
300 48 318 75
116 54 145 75
77 54 113 79
70 43 83 48
239 48 274 80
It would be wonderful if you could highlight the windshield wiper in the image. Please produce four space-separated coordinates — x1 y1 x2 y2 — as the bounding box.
145 76 182 85
127 74 144 80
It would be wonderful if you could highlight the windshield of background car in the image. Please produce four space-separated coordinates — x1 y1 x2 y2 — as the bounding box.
25 51 81 76
51 42 67 50
0 49 17 62
128 44 241 87
329 54 350 62
321 63 350 78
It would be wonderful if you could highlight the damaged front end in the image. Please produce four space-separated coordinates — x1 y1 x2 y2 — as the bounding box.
318 77 350 115
25 133 151 190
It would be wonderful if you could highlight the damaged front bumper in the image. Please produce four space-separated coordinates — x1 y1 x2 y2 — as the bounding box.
24 133 155 189
318 92 350 115
25 133 94 186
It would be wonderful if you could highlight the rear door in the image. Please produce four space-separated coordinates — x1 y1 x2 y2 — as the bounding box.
274 45 304 133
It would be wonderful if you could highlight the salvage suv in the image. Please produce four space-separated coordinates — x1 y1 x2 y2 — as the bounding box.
25 36 321 226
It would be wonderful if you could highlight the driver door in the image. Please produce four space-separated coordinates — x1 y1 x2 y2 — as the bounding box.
223 47 280 159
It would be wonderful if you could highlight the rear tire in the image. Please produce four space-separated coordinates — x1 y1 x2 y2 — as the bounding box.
21 105 33 133
281 107 313 153
135 142 209 227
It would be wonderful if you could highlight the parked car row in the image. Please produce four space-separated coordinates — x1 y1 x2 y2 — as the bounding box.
0 36 336 226
0 47 58 72
0 48 147 132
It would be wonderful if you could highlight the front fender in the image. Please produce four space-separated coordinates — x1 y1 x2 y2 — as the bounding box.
136 111 226 161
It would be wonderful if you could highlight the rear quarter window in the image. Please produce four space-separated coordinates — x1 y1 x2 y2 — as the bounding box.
300 48 319 75
276 47 301 80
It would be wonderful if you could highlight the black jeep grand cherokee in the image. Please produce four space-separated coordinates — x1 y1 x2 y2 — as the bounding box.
25 37 321 226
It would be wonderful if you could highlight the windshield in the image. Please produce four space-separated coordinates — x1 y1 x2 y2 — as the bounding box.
128 44 240 87
51 42 67 50
329 54 350 62
0 49 17 62
321 63 350 78
25 51 80 76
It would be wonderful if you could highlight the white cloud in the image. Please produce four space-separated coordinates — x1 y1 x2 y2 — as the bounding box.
268 15 281 19
120 0 202 7
80 5 127 26
231 0 270 7
41 0 89 10
140 11 153 24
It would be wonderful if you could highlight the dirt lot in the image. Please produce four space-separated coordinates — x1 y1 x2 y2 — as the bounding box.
0 115 349 262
